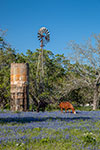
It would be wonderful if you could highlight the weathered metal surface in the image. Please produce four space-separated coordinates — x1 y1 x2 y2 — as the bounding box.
10 63 29 111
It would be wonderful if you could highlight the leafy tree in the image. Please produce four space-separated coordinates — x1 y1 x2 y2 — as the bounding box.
0 29 16 108
24 49 73 111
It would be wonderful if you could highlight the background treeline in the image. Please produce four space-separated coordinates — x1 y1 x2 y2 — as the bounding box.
1 29 100 110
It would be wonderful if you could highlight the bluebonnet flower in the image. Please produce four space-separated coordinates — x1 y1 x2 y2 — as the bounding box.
0 109 100 148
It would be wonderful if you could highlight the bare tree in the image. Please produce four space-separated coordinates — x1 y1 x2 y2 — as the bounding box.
67 34 100 110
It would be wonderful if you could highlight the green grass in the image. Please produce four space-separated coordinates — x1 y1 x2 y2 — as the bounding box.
0 110 100 149
0 126 100 150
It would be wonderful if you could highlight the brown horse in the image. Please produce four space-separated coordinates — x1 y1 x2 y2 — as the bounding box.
59 101 76 114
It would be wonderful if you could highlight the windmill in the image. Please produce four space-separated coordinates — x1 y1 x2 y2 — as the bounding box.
36 27 50 91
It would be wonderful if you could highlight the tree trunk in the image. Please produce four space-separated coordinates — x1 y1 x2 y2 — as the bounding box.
93 85 99 110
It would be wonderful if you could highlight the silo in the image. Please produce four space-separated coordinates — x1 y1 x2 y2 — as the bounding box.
10 63 29 111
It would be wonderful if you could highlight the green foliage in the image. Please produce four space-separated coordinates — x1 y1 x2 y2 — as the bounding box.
76 106 92 111
45 103 59 111
0 44 96 110
1 30 100 110
83 132 96 146
0 36 16 108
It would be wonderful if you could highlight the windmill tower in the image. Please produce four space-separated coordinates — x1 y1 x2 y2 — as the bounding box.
36 27 50 92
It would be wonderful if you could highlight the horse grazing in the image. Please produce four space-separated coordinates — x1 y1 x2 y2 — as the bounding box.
59 101 76 114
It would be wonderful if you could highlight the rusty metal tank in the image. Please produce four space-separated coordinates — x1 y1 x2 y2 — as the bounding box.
10 63 29 111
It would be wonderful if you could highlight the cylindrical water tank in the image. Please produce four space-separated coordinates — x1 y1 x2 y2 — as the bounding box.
11 63 29 85
10 63 29 111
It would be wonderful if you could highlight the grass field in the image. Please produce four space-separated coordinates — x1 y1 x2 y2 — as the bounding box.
0 109 100 150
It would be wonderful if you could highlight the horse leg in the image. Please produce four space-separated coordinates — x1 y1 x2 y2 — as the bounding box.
61 108 63 112
65 108 67 113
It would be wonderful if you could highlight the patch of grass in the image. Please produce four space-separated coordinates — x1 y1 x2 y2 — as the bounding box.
0 110 100 149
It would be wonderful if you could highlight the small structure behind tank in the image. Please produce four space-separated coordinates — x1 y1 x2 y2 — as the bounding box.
10 63 29 111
